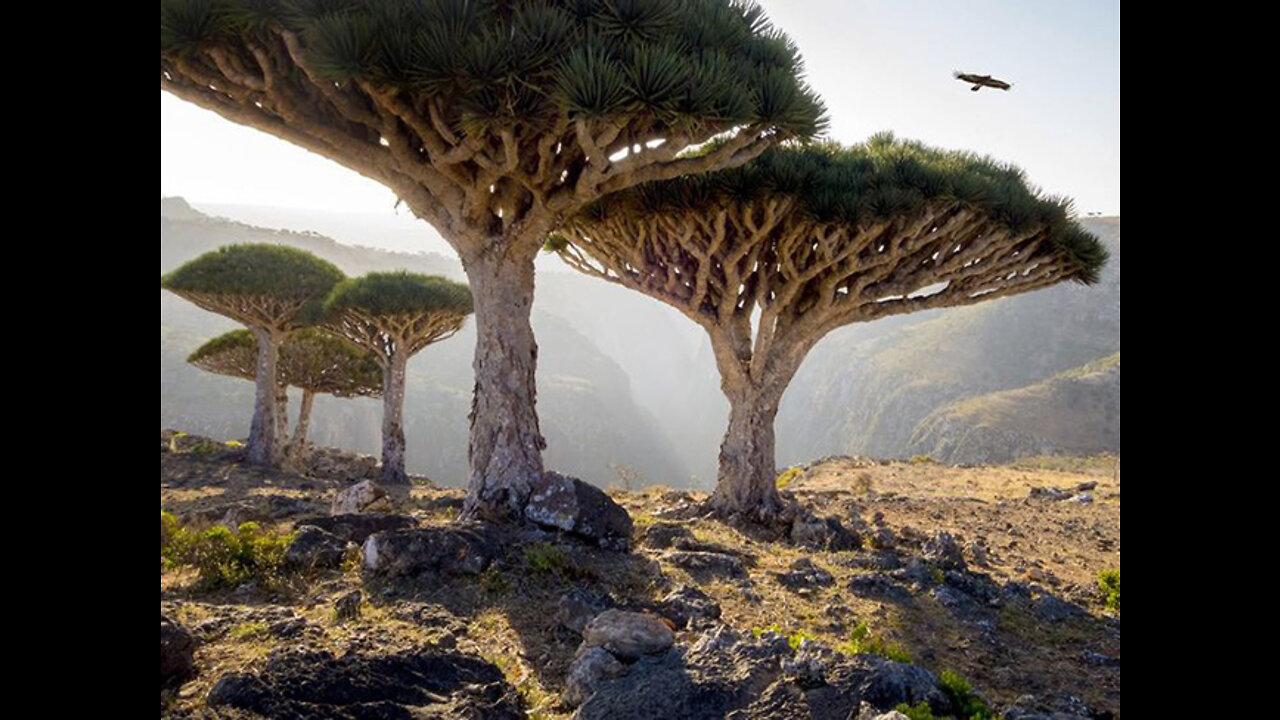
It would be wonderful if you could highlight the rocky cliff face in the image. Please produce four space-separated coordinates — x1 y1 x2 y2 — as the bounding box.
776 218 1120 465
906 354 1121 464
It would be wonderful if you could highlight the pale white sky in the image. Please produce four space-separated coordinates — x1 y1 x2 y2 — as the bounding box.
160 0 1119 217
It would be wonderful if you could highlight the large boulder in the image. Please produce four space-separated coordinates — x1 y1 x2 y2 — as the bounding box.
332 480 392 515
524 472 633 550
207 647 522 719
362 524 498 578
161 614 196 688
295 513 416 544
581 610 675 661
284 526 348 570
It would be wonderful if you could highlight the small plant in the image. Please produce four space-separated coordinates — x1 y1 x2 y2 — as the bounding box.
162 515 292 589
787 629 816 650
908 455 935 465
895 702 934 720
479 566 512 596
1098 569 1120 611
939 669 991 720
751 623 783 639
775 467 802 490
523 542 569 575
837 622 913 663
228 622 269 641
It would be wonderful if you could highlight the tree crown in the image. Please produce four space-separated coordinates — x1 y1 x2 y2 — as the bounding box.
566 135 1107 282
161 244 346 299
325 271 474 318
161 0 825 139
189 327 383 397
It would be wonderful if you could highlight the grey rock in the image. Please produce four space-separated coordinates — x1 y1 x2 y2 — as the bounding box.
775 557 835 590
161 614 196 688
334 590 362 622
284 525 348 570
658 585 722 628
639 522 697 550
525 471 633 550
855 656 950 714
1032 594 1089 623
294 513 416 544
208 647 523 719
557 588 615 634
362 524 498 578
564 646 626 709
582 610 675 660
848 573 913 603
332 479 391 515
921 532 966 571
661 550 747 579
791 511 861 551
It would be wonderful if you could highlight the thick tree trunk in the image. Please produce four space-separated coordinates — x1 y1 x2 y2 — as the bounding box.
247 328 282 466
380 352 409 485
289 390 315 466
460 246 546 521
708 380 788 521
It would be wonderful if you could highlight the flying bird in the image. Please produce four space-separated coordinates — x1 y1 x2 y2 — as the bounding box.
954 72 1012 92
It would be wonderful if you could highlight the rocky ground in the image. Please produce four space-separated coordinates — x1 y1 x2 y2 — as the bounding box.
161 431 1120 719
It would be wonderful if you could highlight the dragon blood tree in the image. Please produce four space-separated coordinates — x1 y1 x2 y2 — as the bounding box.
160 0 825 520
323 272 473 485
554 136 1108 521
162 245 345 465
188 328 382 465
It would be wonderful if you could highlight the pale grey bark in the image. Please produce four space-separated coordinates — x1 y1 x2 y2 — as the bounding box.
460 246 546 521
275 385 290 447
288 389 315 466
380 351 409 485
247 328 283 466
708 378 788 520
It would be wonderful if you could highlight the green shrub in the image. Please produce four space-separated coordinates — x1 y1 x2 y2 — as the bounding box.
1098 569 1120 610
836 622 913 663
939 669 991 720
161 515 292 589
895 702 934 720
908 455 934 465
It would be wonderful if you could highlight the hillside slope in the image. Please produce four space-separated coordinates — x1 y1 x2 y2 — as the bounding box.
906 353 1121 464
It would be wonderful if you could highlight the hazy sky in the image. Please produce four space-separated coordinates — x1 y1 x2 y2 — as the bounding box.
160 0 1119 217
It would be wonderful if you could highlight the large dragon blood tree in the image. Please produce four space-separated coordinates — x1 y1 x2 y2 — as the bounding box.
162 244 345 465
323 272 473 485
188 328 382 466
160 0 826 520
553 135 1108 521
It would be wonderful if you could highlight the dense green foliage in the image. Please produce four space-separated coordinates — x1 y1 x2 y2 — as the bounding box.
188 328 383 396
161 511 292 589
894 702 935 720
161 244 344 300
939 669 992 720
160 0 825 139
1098 568 1120 611
569 135 1108 283
325 271 474 318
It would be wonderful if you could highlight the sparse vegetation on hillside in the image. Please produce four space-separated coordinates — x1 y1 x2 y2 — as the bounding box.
1098 569 1121 611
161 512 292 590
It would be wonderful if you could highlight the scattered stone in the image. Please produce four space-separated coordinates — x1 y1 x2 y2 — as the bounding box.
843 550 904 571
362 524 498 578
869 527 897 550
1081 650 1120 667
557 588 615 634
1070 493 1094 504
856 656 950 714
657 585 722 628
581 609 675 660
332 479 392 515
1074 481 1098 492
295 513 417 544
564 646 626 709
921 532 966 571
1032 594 1088 623
661 550 747 579
284 525 349 570
267 617 309 639
848 573 913 603
639 522 697 550
304 446 380 480
791 510 861 551
334 590 362 622
207 647 523 719
524 471 633 550
774 557 835 591
854 704 912 720
1028 486 1072 501
965 540 990 567
161 614 196 688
